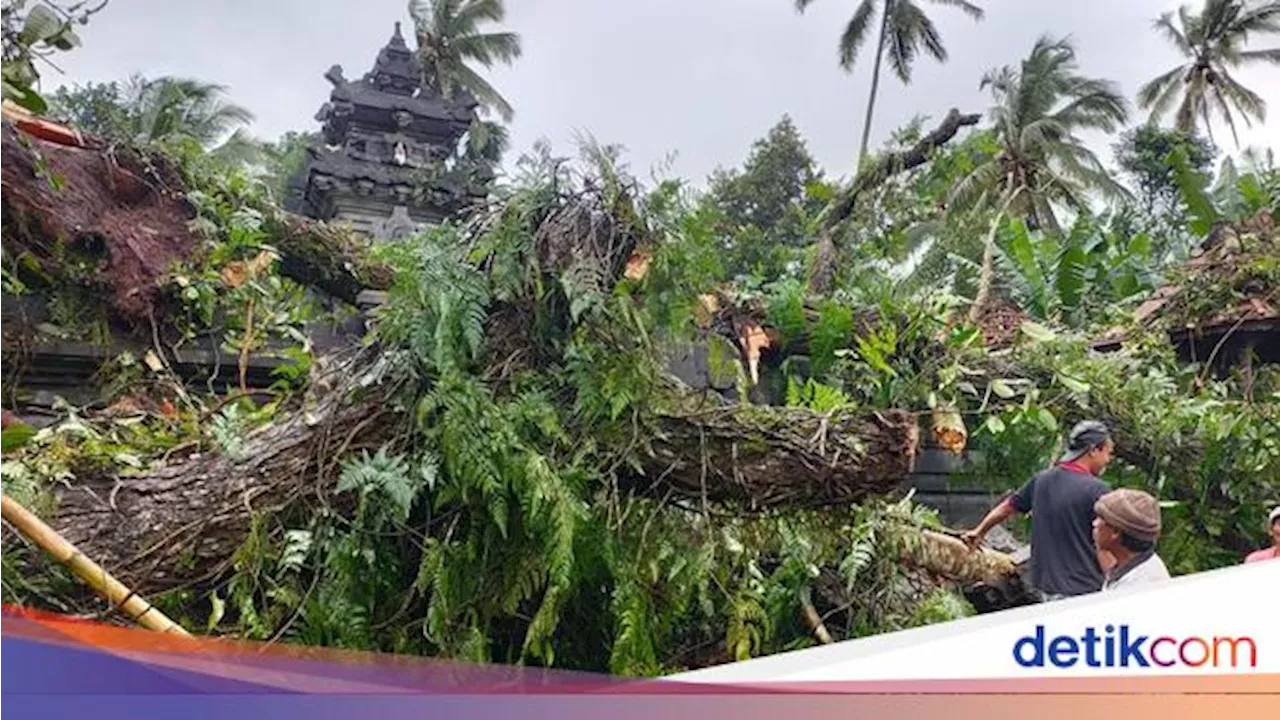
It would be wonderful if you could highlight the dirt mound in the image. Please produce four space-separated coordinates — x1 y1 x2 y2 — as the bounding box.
2 122 199 322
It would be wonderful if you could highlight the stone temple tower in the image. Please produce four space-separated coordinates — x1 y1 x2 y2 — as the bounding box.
290 22 491 240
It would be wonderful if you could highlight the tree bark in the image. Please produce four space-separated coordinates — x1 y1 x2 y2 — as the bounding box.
259 211 393 305
967 188 1022 325
856 0 893 169
636 403 919 511
968 219 999 325
45 356 397 595
897 529 1016 586
36 371 921 596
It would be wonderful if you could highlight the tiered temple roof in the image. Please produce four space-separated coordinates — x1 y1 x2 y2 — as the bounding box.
292 23 490 240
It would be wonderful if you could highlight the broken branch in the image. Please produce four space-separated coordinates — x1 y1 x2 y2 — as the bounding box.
809 108 981 293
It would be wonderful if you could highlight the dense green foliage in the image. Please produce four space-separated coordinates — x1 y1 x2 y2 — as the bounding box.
702 116 827 281
48 75 254 147
119 149 980 671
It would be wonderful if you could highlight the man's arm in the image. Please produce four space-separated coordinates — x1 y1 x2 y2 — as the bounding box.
961 496 1018 550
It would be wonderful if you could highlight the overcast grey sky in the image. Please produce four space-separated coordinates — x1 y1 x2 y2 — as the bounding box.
48 0 1280 186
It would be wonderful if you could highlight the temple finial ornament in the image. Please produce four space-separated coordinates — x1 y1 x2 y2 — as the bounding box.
324 64 347 88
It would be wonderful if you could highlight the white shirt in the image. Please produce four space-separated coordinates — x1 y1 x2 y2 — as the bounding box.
1103 552 1170 590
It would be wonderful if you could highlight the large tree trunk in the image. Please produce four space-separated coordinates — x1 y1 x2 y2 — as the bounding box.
35 359 921 596
638 403 919 511
44 351 398 594
2 112 1014 617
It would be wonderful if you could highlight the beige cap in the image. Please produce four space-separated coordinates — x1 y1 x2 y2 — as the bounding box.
1094 488 1162 542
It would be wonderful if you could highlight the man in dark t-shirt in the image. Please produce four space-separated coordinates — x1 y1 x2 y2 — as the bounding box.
961 421 1114 600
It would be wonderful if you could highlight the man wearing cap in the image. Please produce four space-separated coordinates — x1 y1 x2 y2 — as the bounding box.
1243 507 1280 563
961 420 1114 601
1092 488 1170 590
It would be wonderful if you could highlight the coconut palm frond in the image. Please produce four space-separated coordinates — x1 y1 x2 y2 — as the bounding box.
884 0 925 82
1153 11 1194 55
410 0 521 120
836 0 877 70
926 0 984 20
451 61 515 122
1144 0 1278 136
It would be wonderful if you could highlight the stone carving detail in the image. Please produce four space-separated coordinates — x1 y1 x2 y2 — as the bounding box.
378 205 419 241
324 64 347 88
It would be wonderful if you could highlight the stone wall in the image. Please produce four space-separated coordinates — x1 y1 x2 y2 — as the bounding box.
906 445 1002 528
1 289 367 428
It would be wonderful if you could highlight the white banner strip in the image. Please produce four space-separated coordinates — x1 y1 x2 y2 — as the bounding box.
667 561 1280 682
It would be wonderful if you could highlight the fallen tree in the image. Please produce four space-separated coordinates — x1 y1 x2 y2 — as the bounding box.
6 161 936 601
640 403 918 511
40 364 923 595
43 347 395 593
2 125 1022 671
697 279 1278 562
3 83 1272 676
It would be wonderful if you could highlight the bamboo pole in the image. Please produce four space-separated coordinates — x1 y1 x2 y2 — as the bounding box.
798 585 834 645
1 493 190 636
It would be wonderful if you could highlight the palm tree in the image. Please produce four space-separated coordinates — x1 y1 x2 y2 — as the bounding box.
409 0 522 122
463 118 509 170
948 35 1130 322
795 0 984 168
120 75 255 147
1138 0 1280 146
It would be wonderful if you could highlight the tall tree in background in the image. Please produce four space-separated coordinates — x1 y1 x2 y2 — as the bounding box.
48 75 255 160
704 116 825 280
794 0 984 168
1113 124 1217 260
46 79 130 136
949 35 1130 322
1138 0 1280 145
1114 125 1217 218
706 116 822 238
409 0 522 122
49 74 254 147
255 130 322 204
